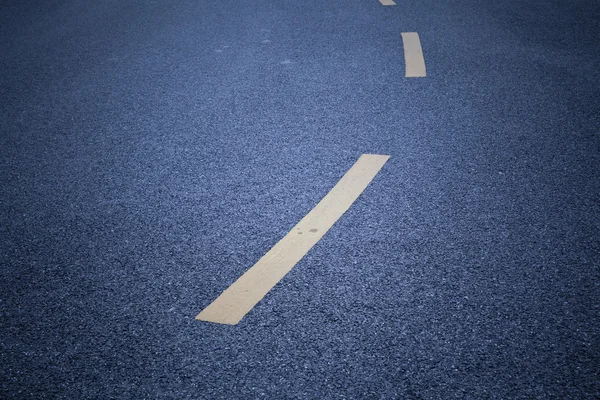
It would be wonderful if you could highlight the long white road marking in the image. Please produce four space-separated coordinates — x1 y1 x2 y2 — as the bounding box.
379 0 397 5
196 154 390 325
401 32 426 77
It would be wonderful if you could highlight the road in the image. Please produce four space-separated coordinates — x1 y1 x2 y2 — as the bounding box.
1 0 599 398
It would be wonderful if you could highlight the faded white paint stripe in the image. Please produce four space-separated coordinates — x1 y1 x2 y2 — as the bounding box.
379 0 397 5
196 154 390 325
402 32 426 77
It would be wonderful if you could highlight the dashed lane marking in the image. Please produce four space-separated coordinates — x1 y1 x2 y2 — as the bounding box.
379 0 397 5
196 154 390 325
402 32 426 77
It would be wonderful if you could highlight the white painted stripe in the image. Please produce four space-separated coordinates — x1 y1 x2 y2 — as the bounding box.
402 32 426 77
196 154 390 325
379 0 397 5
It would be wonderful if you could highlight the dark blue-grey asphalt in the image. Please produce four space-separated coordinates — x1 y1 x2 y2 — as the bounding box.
1 0 599 398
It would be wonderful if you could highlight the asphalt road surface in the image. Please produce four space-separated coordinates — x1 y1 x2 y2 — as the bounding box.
1 0 599 398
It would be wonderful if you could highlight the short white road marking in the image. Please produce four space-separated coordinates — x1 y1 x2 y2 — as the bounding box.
402 32 426 77
379 0 397 5
196 154 390 325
